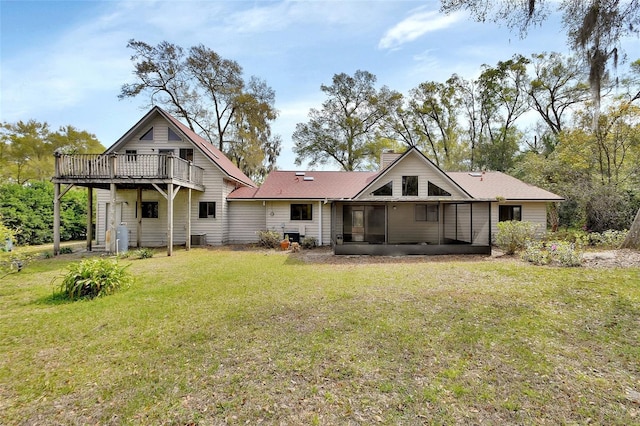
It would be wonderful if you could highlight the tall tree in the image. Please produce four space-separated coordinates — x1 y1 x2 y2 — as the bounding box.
119 40 280 180
475 54 531 171
528 52 591 136
0 121 102 184
440 1 640 113
293 70 402 171
403 79 466 170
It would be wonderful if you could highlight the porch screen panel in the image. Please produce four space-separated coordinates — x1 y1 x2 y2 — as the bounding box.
365 205 385 243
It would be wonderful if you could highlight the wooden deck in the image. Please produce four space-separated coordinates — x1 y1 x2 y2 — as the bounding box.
52 153 205 190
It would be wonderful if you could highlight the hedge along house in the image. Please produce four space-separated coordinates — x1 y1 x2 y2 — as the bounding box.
52 106 256 256
53 107 563 256
227 148 564 255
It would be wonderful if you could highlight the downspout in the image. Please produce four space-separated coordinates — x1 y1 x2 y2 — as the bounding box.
318 200 323 246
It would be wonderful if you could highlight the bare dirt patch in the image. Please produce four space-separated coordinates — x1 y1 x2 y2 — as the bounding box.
289 246 640 268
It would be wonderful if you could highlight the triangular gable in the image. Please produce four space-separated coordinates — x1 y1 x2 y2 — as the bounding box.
353 147 473 200
105 106 256 188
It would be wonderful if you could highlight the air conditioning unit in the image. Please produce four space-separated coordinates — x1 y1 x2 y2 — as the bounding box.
191 234 206 246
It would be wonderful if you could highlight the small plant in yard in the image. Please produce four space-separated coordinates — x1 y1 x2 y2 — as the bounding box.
522 240 583 267
495 221 538 255
57 258 132 300
256 230 281 248
301 236 317 249
59 246 73 254
131 247 154 259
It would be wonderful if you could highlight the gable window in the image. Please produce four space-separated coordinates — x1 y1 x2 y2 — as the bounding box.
499 205 521 222
415 204 439 222
402 176 418 196
137 201 159 219
199 202 216 218
372 181 392 196
140 128 153 140
428 182 451 197
291 203 312 220
179 148 194 162
168 127 182 141
125 149 137 161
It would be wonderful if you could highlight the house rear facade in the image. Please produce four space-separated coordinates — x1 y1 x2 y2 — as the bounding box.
52 107 563 256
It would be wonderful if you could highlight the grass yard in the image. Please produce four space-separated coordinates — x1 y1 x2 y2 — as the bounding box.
0 248 639 425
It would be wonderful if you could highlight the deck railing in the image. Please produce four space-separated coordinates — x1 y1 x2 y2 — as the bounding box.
55 153 204 186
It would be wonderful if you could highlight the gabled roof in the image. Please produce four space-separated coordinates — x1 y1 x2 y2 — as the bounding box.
228 170 378 199
353 147 473 199
447 172 564 201
227 147 563 202
105 106 256 188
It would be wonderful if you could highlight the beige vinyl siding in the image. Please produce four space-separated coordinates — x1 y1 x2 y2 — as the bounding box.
264 200 331 245
96 115 245 247
387 204 439 244
357 151 468 201
228 201 267 244
491 202 548 237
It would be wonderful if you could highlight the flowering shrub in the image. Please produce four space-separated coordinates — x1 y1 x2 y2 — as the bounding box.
522 241 583 267
495 221 538 255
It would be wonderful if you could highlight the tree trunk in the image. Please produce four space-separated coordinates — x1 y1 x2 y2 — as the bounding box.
621 208 640 249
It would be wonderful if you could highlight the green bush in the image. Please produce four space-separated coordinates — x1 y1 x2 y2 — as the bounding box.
57 258 132 300
301 236 317 249
257 230 281 248
495 221 538 255
132 248 154 259
588 229 628 248
59 247 73 254
522 241 583 267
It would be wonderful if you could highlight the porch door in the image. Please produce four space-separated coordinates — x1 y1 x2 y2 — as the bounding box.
158 149 173 177
343 205 385 243
352 208 365 242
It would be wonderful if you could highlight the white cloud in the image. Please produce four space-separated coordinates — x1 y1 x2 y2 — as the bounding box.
379 9 464 50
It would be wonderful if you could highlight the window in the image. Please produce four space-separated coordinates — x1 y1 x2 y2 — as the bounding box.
125 149 137 161
499 205 522 222
372 181 392 196
402 176 418 196
199 202 216 218
415 204 439 222
291 204 312 220
140 128 153 140
179 148 194 162
428 182 451 197
139 201 158 219
168 127 182 141
159 149 174 155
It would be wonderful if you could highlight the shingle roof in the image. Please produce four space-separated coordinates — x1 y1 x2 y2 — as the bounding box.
228 170 378 199
447 171 564 201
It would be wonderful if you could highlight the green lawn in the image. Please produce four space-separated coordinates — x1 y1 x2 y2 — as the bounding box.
1 248 639 424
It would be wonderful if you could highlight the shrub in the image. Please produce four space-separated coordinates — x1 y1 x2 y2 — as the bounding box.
132 248 154 259
59 246 73 254
57 258 132 300
257 230 281 248
522 241 583 267
588 229 628 249
495 221 538 255
301 236 317 249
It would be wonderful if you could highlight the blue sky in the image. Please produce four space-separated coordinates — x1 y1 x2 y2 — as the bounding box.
2 0 638 170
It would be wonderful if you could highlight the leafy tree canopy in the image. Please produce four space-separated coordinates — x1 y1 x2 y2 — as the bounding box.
293 70 402 171
120 39 281 181
0 121 103 184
